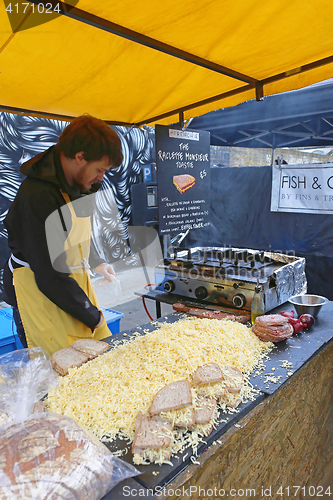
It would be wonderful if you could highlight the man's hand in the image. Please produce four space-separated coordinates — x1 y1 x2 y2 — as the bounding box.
94 263 116 282
91 311 104 332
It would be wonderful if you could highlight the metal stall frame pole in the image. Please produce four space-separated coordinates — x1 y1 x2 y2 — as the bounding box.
163 234 171 258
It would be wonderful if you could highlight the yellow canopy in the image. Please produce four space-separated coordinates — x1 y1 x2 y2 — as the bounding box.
1 0 333 126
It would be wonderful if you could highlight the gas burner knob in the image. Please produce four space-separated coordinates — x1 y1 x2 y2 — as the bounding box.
233 282 240 289
164 280 175 293
195 286 208 300
232 294 246 308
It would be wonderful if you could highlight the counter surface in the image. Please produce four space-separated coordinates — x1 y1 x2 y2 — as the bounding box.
102 301 333 499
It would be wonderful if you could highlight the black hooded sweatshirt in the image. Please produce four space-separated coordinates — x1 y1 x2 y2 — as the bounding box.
3 145 104 329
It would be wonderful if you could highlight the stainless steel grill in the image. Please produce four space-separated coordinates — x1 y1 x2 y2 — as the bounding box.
154 246 307 312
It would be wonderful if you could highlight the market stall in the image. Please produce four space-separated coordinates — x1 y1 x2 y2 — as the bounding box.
0 278 332 498
1 2 333 498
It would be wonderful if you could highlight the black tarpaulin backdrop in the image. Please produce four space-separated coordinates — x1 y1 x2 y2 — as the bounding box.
186 166 333 299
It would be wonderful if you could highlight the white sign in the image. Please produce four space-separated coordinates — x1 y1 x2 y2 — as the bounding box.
169 129 199 141
271 163 333 214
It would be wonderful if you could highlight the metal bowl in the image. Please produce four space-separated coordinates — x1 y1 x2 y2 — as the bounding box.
288 294 329 318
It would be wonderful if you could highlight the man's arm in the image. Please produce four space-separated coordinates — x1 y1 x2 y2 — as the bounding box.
13 182 101 329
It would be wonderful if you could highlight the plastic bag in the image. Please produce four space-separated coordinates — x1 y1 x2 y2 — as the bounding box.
0 347 58 424
93 275 122 307
0 348 140 500
0 412 140 500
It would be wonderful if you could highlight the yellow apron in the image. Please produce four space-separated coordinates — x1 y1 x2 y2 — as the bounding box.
13 192 110 356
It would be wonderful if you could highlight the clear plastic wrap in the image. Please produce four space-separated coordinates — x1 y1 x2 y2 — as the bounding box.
0 347 58 424
93 275 122 307
0 348 140 500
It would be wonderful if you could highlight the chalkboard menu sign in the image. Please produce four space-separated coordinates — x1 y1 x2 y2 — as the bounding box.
155 124 211 236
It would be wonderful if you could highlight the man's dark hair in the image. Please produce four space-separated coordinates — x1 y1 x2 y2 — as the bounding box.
57 115 123 167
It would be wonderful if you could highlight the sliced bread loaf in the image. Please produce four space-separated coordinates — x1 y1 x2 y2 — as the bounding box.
149 380 192 415
71 339 109 359
50 347 89 376
194 396 217 425
0 413 115 499
161 406 196 431
193 362 223 385
132 411 173 454
222 365 244 393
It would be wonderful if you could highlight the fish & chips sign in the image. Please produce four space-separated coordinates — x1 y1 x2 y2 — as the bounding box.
271 163 333 214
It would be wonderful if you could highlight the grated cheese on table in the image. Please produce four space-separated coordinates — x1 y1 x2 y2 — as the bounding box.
160 403 195 428
46 317 273 460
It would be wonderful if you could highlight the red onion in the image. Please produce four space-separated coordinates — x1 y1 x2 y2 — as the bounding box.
299 314 315 329
279 311 295 319
292 320 304 334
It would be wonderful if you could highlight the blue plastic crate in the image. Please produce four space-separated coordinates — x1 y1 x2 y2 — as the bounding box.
0 307 123 354
100 307 124 335
0 308 25 355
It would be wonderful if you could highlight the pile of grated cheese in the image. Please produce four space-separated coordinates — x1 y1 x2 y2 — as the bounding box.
46 317 273 448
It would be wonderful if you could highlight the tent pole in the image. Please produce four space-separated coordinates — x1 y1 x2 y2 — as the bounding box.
271 148 275 166
179 111 184 128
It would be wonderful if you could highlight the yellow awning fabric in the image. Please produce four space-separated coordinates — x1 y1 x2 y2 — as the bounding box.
0 0 333 126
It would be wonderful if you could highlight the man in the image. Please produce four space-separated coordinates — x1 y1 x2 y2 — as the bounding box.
3 114 123 355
